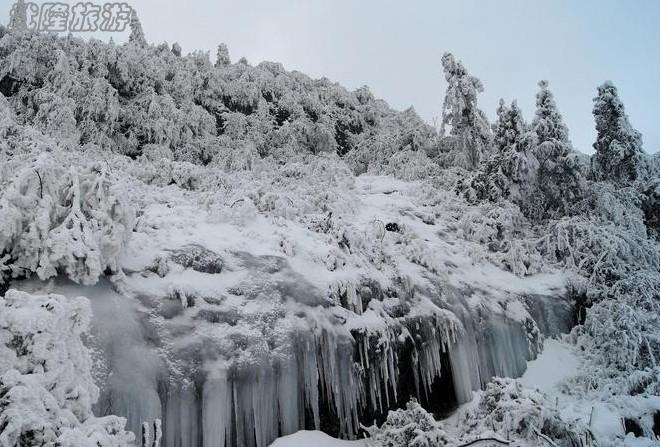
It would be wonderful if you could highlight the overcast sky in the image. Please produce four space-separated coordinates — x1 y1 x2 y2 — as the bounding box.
1 0 659 154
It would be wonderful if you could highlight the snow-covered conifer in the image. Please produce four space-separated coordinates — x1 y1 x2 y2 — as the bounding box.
8 0 28 32
531 80 584 219
440 53 491 170
129 10 147 48
171 42 182 57
215 43 231 67
591 81 648 184
468 99 537 206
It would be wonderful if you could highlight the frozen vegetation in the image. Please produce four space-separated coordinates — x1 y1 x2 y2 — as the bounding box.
0 8 659 447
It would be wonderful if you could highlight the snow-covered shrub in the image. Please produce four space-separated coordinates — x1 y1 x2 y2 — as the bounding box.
456 202 525 245
537 217 660 291
640 177 660 240
572 181 647 237
130 157 206 191
376 149 439 181
0 290 134 446
363 400 449 447
457 378 584 446
0 153 134 285
578 272 660 374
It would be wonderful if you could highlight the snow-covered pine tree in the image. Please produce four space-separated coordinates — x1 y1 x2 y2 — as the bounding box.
8 0 28 32
215 43 231 67
172 42 182 57
469 99 537 205
129 10 147 48
591 81 648 184
440 52 491 170
530 80 583 219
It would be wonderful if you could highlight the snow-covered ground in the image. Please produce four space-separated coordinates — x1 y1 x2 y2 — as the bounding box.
270 431 366 447
519 338 580 394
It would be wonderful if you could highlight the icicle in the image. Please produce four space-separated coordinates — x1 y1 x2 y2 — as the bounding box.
142 422 151 447
203 370 231 447
152 419 162 447
276 356 302 437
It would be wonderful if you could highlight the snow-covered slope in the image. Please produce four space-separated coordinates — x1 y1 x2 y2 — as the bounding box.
12 174 571 447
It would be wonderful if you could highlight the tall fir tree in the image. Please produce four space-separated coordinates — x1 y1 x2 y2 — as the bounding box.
9 0 28 32
469 100 537 205
215 43 231 67
129 10 147 48
440 53 491 170
592 81 648 184
531 80 583 219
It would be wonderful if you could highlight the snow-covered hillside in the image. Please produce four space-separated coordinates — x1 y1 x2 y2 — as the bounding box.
1 10 659 447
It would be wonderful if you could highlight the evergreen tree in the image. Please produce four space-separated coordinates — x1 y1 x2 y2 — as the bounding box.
469 100 537 204
172 42 182 57
216 43 231 67
531 80 583 218
129 10 147 47
592 81 647 184
8 0 28 32
440 53 491 170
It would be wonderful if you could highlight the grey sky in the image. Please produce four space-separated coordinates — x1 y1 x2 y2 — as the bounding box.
2 0 659 154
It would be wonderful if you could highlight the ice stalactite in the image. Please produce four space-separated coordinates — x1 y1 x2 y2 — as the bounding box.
330 280 363 315
202 370 231 447
354 325 399 414
448 301 540 404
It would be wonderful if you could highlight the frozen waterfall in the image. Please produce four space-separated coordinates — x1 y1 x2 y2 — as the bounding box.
74 278 569 447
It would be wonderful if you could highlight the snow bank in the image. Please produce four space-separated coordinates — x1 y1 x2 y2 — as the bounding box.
269 431 366 447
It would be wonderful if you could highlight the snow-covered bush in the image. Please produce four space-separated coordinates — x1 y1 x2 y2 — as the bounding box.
456 378 584 446
640 177 660 239
0 289 134 446
537 217 660 292
363 400 449 447
0 152 134 285
578 272 660 374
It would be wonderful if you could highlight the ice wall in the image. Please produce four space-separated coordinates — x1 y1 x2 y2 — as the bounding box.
66 265 568 447
88 293 555 447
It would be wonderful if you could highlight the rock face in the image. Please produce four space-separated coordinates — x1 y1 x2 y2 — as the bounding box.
170 245 225 274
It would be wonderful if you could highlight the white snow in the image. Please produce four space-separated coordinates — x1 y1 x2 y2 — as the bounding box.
519 338 580 394
269 431 366 447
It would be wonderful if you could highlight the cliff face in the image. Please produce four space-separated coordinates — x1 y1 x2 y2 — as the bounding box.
13 175 569 447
